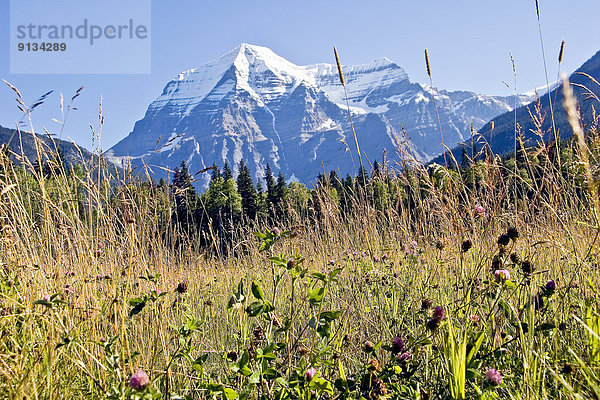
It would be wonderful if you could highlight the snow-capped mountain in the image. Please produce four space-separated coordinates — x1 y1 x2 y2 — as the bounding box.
108 43 533 188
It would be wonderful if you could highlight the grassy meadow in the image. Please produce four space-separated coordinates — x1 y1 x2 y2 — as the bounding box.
2 43 600 400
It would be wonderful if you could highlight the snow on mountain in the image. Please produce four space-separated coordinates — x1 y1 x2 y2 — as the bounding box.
107 43 534 188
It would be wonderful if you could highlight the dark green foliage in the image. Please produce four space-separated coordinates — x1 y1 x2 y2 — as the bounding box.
237 160 258 220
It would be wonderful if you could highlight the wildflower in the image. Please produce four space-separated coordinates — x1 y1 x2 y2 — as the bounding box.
42 295 51 302
426 317 441 331
485 368 503 386
498 234 510 247
507 226 519 241
492 255 503 270
432 306 446 320
510 253 519 264
360 251 366 258
494 269 510 282
176 279 188 294
398 352 411 362
130 369 150 391
461 240 473 253
372 377 388 396
95 249 103 257
521 260 533 274
411 240 418 248
226 351 238 361
253 326 265 340
364 341 374 352
367 358 381 372
272 227 281 235
306 367 317 382
421 298 433 310
391 336 405 354
469 315 481 323
561 363 574 374
286 258 297 269
474 204 486 218
546 280 556 291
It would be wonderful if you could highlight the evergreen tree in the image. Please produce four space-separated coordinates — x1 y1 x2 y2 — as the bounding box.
237 160 258 220
275 172 287 215
223 161 233 181
357 165 369 189
171 160 197 235
255 179 267 217
372 161 381 180
211 163 221 181
329 170 343 195
265 164 277 211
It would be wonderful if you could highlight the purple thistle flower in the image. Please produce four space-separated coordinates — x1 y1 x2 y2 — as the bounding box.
427 318 441 331
546 280 556 291
494 269 510 282
177 279 188 294
130 369 150 391
306 367 317 382
398 352 411 362
485 368 503 386
391 336 405 354
433 306 446 320
474 205 486 218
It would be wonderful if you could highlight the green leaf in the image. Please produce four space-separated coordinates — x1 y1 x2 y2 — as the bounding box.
248 370 261 384
320 310 341 322
311 272 327 282
263 368 279 380
309 286 326 306
466 331 485 367
328 268 343 282
246 301 264 317
222 387 238 400
309 377 334 395
251 281 265 300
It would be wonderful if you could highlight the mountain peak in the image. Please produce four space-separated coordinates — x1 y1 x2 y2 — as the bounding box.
110 43 535 189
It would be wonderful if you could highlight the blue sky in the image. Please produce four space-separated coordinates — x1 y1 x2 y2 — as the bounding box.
1 0 599 150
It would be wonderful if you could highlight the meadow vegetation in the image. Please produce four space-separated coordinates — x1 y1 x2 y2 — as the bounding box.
1 57 600 400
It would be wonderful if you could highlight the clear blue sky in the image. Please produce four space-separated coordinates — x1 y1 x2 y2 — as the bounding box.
1 0 599 150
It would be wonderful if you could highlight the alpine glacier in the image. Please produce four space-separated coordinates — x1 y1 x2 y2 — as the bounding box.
107 43 533 188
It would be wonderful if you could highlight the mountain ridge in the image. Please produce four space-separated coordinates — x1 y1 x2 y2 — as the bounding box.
108 43 534 188
431 50 600 165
